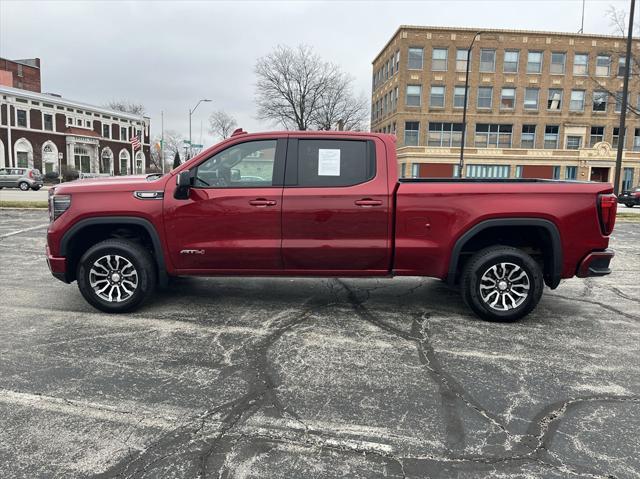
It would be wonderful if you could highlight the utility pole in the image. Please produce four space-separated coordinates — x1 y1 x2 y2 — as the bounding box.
458 31 485 178
189 98 211 159
613 0 635 195
161 110 165 174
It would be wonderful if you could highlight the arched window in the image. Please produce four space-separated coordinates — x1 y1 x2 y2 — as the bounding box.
42 141 58 174
134 151 145 175
14 138 33 168
119 149 130 176
100 148 113 175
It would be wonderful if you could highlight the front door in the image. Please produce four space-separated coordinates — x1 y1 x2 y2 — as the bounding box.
590 167 610 182
164 138 285 272
281 137 391 274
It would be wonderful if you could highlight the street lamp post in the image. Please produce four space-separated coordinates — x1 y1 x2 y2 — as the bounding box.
189 98 212 158
458 31 485 178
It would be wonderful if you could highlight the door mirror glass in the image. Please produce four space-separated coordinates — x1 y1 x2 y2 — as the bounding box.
175 170 191 199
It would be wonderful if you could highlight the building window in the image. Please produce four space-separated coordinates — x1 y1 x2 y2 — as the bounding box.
479 49 496 72
615 91 626 112
521 125 536 148
121 126 127 141
456 49 469 71
635 129 640 151
566 136 582 149
612 127 625 149
119 150 130 175
43 113 53 131
565 166 577 180
552 166 561 179
427 122 463 147
573 53 588 75
404 122 419 146
524 88 539 110
544 125 559 149
453 86 467 108
500 88 515 109
589 126 605 147
102 124 110 138
395 50 400 71
466 164 510 178
408 47 423 69
596 55 611 76
550 52 566 74
474 124 513 148
76 118 82 126
527 51 543 73
67 116 73 126
430 86 445 107
406 85 421 106
547 89 563 110
515 165 523 178
74 145 91 173
623 167 634 191
503 50 519 73
432 48 448 71
570 90 585 111
592 91 608 112
617 56 627 77
16 109 27 127
477 87 493 109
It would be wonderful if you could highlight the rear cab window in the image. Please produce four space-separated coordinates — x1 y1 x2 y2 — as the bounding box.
286 139 376 187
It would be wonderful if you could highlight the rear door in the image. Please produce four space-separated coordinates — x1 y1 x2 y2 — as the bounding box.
281 137 391 274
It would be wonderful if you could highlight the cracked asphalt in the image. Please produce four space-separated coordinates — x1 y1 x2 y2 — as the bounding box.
0 209 638 479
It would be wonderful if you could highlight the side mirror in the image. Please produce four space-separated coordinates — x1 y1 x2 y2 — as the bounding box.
174 170 192 200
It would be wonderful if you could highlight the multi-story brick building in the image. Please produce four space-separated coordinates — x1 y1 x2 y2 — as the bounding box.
371 26 640 191
0 58 42 93
0 83 150 176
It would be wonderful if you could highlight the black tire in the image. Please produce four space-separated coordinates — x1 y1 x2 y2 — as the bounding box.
77 239 156 313
625 203 634 208
31 186 41 191
18 182 30 191
461 246 544 322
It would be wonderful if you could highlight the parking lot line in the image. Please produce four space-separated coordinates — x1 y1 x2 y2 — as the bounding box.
0 223 49 239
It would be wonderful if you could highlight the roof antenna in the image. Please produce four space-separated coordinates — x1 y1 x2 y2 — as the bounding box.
578 0 585 33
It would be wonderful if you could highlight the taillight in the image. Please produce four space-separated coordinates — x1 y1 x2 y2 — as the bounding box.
49 195 71 222
598 194 617 236
28 170 34 179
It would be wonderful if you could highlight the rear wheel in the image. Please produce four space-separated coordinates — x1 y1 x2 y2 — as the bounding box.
31 186 41 191
18 182 30 191
625 203 634 208
461 246 543 322
77 239 156 313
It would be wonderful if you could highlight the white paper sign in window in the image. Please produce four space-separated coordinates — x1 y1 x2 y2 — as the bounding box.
318 149 341 176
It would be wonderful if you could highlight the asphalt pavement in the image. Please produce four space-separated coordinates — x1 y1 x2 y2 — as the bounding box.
0 209 638 478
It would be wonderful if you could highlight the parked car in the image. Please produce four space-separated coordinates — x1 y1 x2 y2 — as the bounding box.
0 167 44 191
617 186 640 207
46 130 617 322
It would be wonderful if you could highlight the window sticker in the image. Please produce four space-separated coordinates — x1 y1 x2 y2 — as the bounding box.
318 149 341 176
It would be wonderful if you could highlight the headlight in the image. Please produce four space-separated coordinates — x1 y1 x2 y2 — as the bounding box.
49 195 71 222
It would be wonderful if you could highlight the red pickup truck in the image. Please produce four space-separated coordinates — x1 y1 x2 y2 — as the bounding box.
46 130 617 321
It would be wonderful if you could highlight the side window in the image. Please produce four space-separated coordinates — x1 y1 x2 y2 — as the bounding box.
296 140 375 187
194 140 276 188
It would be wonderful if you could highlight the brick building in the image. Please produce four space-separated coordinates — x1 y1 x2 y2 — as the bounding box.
0 84 150 176
0 58 42 93
371 26 640 191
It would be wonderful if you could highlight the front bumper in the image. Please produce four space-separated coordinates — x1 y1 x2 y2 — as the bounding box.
46 245 69 283
576 249 615 278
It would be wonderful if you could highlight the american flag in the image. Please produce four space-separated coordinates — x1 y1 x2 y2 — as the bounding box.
130 131 141 150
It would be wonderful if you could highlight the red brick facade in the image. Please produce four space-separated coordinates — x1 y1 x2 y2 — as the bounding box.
0 58 41 93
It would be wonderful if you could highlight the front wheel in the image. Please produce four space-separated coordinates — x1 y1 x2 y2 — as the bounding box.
18 182 30 191
461 246 544 322
77 239 156 313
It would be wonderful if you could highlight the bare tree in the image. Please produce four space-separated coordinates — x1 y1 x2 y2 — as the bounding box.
150 130 185 172
105 99 146 116
208 110 238 140
255 44 345 130
311 71 369 131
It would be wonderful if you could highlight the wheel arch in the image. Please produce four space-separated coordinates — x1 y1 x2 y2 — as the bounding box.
60 216 168 287
447 218 562 289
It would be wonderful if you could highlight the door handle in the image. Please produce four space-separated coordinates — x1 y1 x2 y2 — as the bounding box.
354 198 383 207
249 198 277 207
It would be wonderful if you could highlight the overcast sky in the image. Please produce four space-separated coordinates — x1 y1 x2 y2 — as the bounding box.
0 0 634 148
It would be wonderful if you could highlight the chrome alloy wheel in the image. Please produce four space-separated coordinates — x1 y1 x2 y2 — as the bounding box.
479 262 530 311
89 255 139 302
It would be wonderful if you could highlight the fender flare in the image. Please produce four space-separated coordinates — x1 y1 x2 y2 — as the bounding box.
60 216 168 287
447 218 562 289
